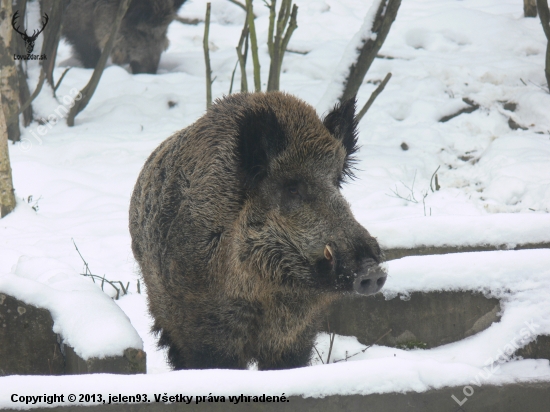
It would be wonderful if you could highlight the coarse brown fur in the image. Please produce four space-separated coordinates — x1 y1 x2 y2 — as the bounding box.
129 92 386 370
61 0 186 74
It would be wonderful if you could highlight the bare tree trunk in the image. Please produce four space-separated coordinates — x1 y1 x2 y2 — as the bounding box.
339 0 401 104
266 0 298 92
0 94 16 218
525 0 538 17
537 0 550 91
14 0 33 126
0 0 22 142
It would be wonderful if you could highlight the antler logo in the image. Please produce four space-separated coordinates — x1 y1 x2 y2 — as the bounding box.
12 11 49 54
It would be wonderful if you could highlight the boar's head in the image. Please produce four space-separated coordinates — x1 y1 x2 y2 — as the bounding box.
232 93 387 296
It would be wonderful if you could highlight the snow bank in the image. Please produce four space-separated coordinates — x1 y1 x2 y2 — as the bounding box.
0 256 142 360
368 213 550 249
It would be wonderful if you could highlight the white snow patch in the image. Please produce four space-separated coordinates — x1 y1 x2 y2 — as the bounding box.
0 256 142 360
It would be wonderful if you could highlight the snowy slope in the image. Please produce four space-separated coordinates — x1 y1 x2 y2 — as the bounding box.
1 0 550 406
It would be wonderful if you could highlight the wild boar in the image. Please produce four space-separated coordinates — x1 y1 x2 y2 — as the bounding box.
61 0 186 74
129 92 387 370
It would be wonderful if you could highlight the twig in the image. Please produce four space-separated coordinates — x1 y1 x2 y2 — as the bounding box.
80 273 121 299
313 345 324 364
228 0 247 13
326 332 335 364
422 190 429 216
72 238 128 300
53 67 71 94
386 170 418 203
285 49 308 55
203 3 213 109
236 19 250 92
439 98 479 122
72 238 91 276
175 16 203 25
429 165 441 192
333 329 392 363
119 281 129 295
229 60 239 94
355 72 392 123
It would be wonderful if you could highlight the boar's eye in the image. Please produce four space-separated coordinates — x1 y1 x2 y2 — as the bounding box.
281 182 304 207
288 186 299 196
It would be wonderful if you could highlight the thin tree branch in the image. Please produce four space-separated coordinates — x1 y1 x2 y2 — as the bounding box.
228 0 247 13
265 0 276 59
175 16 202 25
236 22 249 93
246 0 261 91
438 97 479 123
53 67 71 93
203 3 213 109
67 0 131 126
355 72 392 123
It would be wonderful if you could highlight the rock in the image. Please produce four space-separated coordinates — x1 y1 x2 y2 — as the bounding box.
0 293 146 375
0 293 64 375
325 291 501 348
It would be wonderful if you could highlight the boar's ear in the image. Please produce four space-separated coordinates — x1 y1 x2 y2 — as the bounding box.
323 96 359 182
236 108 287 190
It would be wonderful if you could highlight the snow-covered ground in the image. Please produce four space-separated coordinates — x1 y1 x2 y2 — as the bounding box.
1 0 550 408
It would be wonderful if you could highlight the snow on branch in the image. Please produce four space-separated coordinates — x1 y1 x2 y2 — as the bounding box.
318 0 401 111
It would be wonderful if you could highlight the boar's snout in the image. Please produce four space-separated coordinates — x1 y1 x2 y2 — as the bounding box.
130 59 159 74
353 259 387 295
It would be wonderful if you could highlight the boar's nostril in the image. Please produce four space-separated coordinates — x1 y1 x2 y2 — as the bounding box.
324 244 334 264
353 267 387 296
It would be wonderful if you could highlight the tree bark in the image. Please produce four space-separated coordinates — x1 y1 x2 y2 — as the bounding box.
14 0 33 126
0 0 22 142
525 0 538 17
0 93 16 218
537 0 550 91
